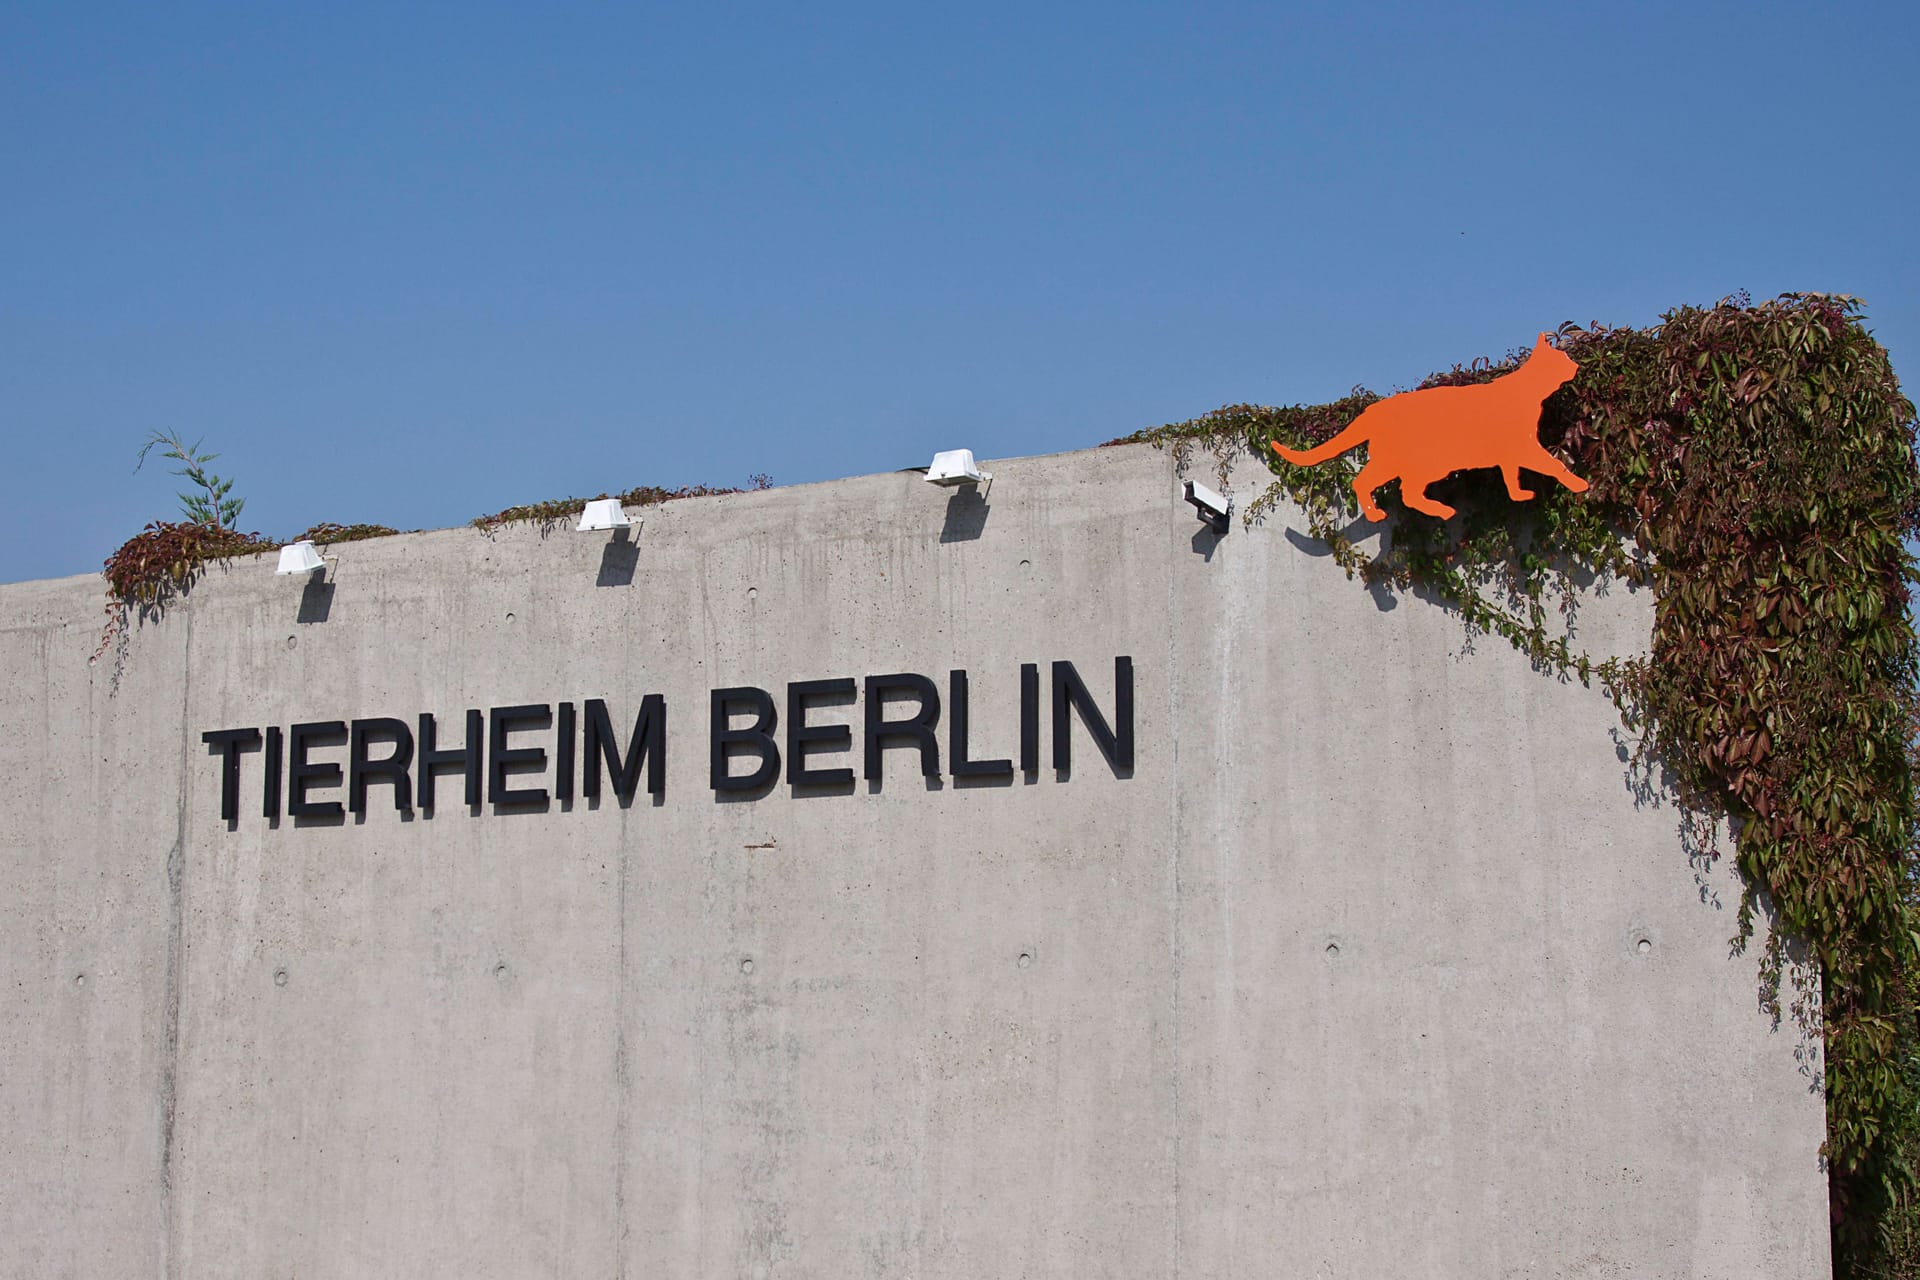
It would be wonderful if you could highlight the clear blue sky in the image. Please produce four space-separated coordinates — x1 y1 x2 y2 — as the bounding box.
3 2 1914 584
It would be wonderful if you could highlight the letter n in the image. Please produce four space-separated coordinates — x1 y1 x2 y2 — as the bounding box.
1052 657 1134 775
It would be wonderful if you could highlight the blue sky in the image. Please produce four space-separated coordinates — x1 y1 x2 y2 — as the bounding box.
2 1 1914 584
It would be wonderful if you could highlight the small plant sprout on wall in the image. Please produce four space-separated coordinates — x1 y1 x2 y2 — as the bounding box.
135 428 246 529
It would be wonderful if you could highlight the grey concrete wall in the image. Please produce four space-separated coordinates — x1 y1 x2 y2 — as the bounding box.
0 442 1827 1278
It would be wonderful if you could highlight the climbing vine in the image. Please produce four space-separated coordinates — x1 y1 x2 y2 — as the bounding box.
1115 293 1920 1277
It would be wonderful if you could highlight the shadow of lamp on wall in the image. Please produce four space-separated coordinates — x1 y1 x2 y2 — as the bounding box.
924 449 993 543
278 539 335 623
578 499 640 588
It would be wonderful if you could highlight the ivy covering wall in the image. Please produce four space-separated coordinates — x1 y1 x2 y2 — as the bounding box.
1116 293 1919 1277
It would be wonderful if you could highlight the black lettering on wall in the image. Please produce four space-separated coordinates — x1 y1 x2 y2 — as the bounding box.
349 718 415 814
555 702 576 803
787 678 855 787
201 727 261 824
949 670 1012 779
205 655 1141 827
488 705 552 806
1020 663 1040 776
711 687 779 792
1051 657 1134 775
864 673 940 782
263 726 283 820
288 721 348 820
584 696 666 802
417 710 483 813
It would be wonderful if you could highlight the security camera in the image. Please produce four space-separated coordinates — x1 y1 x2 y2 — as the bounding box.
1183 480 1231 533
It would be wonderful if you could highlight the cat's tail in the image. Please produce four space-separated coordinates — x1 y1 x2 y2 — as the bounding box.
1270 416 1370 467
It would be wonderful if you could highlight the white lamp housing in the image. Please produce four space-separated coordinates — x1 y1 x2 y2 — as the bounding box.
925 449 991 487
275 540 326 575
1184 479 1232 533
576 498 633 531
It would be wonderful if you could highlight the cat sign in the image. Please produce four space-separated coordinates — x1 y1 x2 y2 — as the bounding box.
1272 332 1587 520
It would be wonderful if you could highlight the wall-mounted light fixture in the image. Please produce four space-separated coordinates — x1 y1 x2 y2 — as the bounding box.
1184 480 1231 534
275 540 326 575
925 450 991 488
576 499 634 532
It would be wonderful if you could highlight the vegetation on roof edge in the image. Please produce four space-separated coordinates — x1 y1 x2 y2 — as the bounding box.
469 475 771 531
95 475 771 659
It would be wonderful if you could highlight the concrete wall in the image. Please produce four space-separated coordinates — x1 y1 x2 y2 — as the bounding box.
0 442 1828 1278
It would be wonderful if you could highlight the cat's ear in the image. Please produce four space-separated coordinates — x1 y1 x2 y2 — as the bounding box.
1535 331 1553 349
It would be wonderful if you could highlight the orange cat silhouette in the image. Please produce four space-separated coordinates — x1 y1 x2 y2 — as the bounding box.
1271 333 1587 521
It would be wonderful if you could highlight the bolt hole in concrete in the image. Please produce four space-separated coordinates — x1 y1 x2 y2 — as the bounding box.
73 973 85 987
739 958 754 975
1636 937 1653 955
1324 942 1341 959
286 634 297 649
273 968 289 987
747 587 757 600
505 612 515 623
1017 952 1033 969
493 962 509 979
